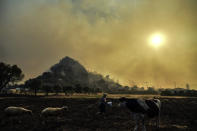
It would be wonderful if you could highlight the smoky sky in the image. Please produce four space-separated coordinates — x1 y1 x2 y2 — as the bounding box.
1 0 197 89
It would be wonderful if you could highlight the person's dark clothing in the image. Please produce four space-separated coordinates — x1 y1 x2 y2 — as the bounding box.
99 103 106 113
99 97 106 113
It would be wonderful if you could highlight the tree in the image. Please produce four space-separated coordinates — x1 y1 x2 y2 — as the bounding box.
0 62 24 91
54 84 62 95
83 86 90 94
25 79 41 96
140 87 145 91
62 86 68 95
124 86 129 91
186 83 190 90
147 87 157 94
42 84 51 96
74 84 82 93
94 88 101 93
63 86 74 95
131 85 138 91
161 90 172 96
147 87 155 91
97 79 108 92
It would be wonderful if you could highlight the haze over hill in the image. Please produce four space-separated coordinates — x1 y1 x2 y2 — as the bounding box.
27 56 123 93
1 0 197 89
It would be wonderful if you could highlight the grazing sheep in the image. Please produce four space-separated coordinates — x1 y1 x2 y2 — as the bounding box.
41 106 68 118
119 97 161 131
4 106 33 117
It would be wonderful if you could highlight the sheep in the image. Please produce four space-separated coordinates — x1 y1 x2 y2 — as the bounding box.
4 106 33 117
119 97 161 131
41 106 68 118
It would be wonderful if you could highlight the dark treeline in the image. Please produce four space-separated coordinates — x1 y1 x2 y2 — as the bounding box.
24 81 102 96
160 88 197 97
1 58 197 97
107 86 159 95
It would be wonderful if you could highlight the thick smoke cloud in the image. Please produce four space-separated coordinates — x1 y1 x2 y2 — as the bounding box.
1 0 197 89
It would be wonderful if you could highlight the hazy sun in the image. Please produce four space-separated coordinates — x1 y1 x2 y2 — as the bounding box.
149 33 165 48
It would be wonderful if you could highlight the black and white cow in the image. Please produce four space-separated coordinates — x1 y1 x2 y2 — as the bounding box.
119 97 161 131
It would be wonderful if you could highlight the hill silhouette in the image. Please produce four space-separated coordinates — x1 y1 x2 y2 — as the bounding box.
25 56 123 93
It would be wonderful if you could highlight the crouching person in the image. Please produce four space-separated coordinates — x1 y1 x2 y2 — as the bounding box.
97 94 107 115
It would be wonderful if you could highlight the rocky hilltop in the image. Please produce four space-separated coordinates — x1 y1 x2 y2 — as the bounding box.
36 56 88 87
26 56 123 93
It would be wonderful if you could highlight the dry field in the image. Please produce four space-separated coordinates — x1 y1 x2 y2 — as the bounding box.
0 95 196 131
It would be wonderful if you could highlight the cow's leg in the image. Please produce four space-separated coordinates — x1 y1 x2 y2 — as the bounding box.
156 111 160 128
133 113 140 131
133 120 139 131
142 115 146 131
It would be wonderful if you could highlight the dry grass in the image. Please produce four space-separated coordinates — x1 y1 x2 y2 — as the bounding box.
0 95 196 131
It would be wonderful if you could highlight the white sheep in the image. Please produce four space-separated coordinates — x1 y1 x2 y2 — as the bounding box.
41 106 68 118
4 106 33 116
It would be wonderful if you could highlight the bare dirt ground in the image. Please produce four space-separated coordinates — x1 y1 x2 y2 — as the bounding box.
0 95 197 131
